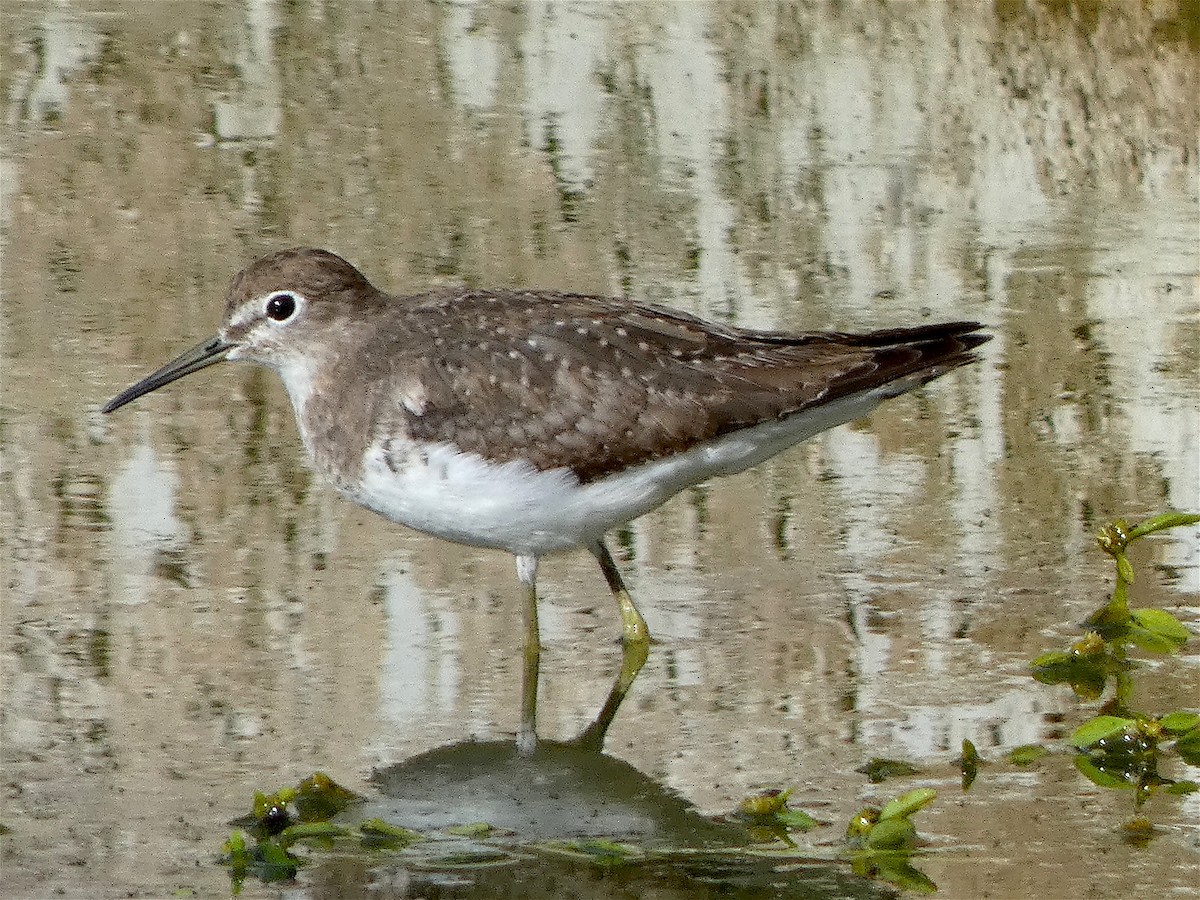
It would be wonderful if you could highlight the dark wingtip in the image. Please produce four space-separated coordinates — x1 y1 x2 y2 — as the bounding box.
955 327 992 353
858 320 990 346
870 320 992 367
842 321 992 400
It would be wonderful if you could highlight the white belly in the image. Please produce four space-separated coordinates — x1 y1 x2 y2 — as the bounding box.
352 446 634 555
343 388 886 557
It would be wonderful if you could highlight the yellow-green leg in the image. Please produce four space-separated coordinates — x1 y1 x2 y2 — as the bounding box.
592 540 650 645
575 540 652 751
515 555 541 756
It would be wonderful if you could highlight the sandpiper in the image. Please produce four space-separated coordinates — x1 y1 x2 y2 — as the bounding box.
104 247 989 749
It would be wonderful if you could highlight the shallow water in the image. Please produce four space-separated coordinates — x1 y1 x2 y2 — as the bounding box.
1 2 1198 898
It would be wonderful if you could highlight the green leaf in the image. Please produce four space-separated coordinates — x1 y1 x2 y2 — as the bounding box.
1029 649 1113 700
358 818 423 849
550 839 643 867
1130 608 1191 641
1162 780 1199 795
1126 512 1200 540
960 739 980 792
1174 727 1200 766
1070 716 1136 748
1160 712 1200 734
1126 627 1181 654
856 758 920 783
879 788 937 821
447 822 493 837
859 855 938 894
577 839 635 855
292 772 363 822
739 788 792 817
277 822 349 848
1008 744 1048 766
253 840 301 882
424 847 513 868
960 738 980 764
1030 650 1073 668
864 817 918 851
1074 755 1135 790
776 808 821 831
1126 608 1190 654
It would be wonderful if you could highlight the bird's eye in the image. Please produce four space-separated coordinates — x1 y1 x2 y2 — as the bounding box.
265 293 297 322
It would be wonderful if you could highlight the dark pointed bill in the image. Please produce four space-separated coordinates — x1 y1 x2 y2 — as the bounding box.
102 335 233 414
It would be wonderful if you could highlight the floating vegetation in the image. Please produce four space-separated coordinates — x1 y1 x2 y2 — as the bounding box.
446 821 497 838
358 817 424 850
220 770 926 895
844 788 938 894
222 830 301 888
217 513 1195 893
957 739 981 791
846 788 937 853
232 772 364 838
223 773 368 892
734 787 822 842
1027 512 1199 832
854 757 921 784
1069 712 1200 807
738 787 794 818
537 838 647 868
1006 744 1049 767
1033 513 1198 704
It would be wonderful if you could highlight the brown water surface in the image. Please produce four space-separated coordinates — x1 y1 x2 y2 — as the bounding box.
2 2 1198 898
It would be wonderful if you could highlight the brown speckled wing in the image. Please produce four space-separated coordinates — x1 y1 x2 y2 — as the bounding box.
374 290 987 483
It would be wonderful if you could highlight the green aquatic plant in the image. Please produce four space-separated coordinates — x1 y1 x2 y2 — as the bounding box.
446 821 496 838
358 817 424 850
222 830 301 891
736 787 822 839
222 772 367 892
1006 744 1049 766
1069 712 1200 807
957 739 981 791
845 788 936 852
844 788 938 894
1029 512 1199 831
1086 515 1194 654
854 757 921 784
1032 512 1197 705
218 769 936 894
951 740 1049 792
235 771 364 838
537 838 646 867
